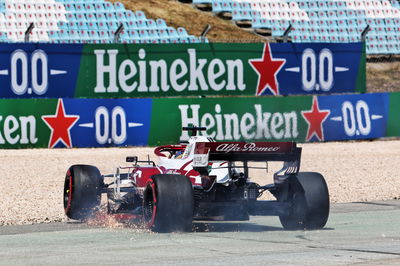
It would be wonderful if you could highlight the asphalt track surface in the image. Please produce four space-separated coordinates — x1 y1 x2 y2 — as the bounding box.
1 201 400 265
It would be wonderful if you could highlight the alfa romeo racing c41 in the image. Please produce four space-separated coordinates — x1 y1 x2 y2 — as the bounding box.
64 127 329 232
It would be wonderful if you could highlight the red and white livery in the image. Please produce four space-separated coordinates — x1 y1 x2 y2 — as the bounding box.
64 127 329 232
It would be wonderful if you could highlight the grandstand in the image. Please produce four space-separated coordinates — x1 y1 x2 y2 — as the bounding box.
185 0 400 54
0 0 399 54
0 0 204 44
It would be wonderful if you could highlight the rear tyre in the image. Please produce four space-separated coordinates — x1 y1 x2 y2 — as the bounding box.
64 165 103 220
143 174 194 232
279 172 329 230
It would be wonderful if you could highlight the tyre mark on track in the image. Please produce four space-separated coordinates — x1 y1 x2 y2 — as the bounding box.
193 234 299 245
353 202 400 208
295 235 313 241
338 248 400 256
304 245 400 257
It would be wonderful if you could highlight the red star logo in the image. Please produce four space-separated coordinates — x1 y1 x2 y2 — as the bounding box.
42 99 79 148
249 43 286 96
301 97 330 142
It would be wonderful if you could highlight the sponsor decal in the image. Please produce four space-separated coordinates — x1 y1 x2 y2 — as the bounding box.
0 43 365 98
215 143 280 153
301 96 330 141
0 44 82 98
179 104 299 142
93 48 246 94
249 43 286 96
41 99 79 148
0 114 38 145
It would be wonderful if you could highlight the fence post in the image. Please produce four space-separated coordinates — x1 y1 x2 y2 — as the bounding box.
283 24 293 43
361 25 370 43
24 23 34 43
114 23 124 43
201 24 212 43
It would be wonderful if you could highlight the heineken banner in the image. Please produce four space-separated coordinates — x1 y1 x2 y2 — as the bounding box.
0 92 397 148
0 42 365 98
148 93 388 145
0 98 152 148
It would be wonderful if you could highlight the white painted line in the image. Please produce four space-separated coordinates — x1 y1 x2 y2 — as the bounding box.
79 123 94 128
128 123 143 128
50 70 68 75
285 67 300 72
335 67 349 72
330 116 343 121
371 115 383 120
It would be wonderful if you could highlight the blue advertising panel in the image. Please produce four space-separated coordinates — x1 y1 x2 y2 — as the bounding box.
63 98 153 148
0 43 83 98
317 93 389 141
0 93 395 149
270 42 365 96
0 43 365 99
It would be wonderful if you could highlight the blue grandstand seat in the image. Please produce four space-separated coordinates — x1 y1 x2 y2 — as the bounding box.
251 18 262 29
156 19 167 29
0 31 9 42
215 0 232 13
158 28 169 39
97 21 109 31
0 0 200 46
68 22 79 30
125 11 137 21
105 12 118 23
166 27 178 39
88 30 100 43
146 19 158 30
138 29 150 41
22 0 400 49
58 29 70 42
193 0 212 4
114 2 126 11
177 27 189 38
48 30 60 42
318 1 329 11
128 30 140 41
212 1 223 12
69 29 80 41
123 21 137 30
135 11 146 20
148 29 160 41
103 2 115 13
107 21 119 31
136 19 148 30
87 22 98 30
79 30 89 42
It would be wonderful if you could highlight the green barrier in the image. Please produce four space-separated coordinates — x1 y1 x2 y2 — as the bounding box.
76 43 260 98
148 97 311 146
0 99 55 148
388 92 400 137
0 92 396 149
75 43 365 98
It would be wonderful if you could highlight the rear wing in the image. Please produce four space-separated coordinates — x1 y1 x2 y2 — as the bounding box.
193 142 302 177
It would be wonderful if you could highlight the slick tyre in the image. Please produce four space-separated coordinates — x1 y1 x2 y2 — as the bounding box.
279 172 329 230
64 165 103 220
143 174 194 232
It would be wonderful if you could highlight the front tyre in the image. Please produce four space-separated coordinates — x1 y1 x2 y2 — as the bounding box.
279 172 329 230
64 165 103 220
143 174 194 232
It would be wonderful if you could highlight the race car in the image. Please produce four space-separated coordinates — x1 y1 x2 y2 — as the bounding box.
64 126 329 232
